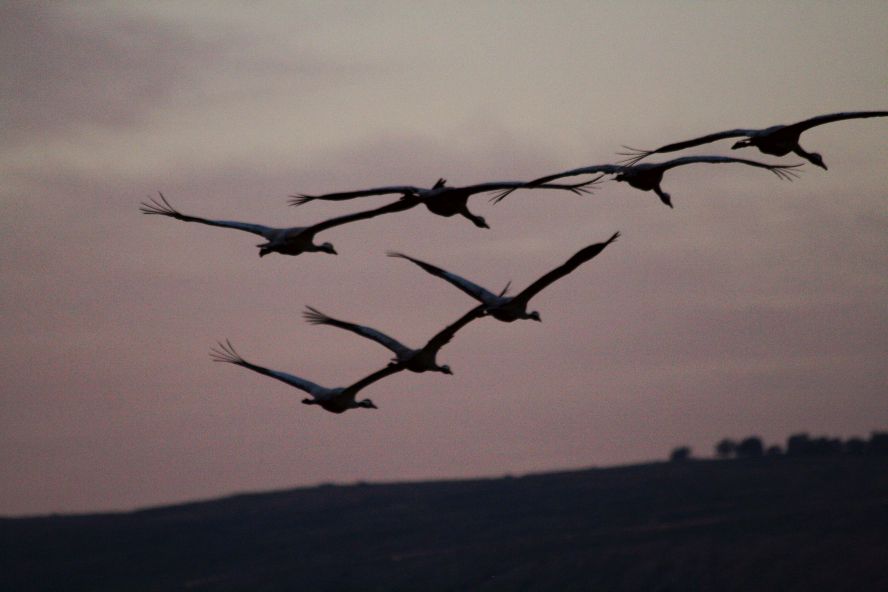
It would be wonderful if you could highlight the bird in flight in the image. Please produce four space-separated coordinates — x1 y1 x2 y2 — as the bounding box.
388 232 620 323
140 192 413 257
290 177 601 229
210 340 401 413
303 304 486 375
493 156 802 208
617 110 888 170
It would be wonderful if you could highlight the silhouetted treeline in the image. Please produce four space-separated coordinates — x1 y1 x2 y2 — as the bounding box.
669 431 888 462
705 431 888 460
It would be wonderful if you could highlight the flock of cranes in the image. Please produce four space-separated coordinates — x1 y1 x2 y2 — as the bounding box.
142 110 887 414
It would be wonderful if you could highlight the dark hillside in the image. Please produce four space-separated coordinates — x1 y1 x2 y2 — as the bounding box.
3 456 888 591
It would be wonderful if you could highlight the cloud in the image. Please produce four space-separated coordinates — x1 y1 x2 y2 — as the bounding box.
0 3 373 149
0 4 204 141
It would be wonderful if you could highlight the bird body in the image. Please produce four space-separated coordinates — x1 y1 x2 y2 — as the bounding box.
290 178 599 229
303 305 484 374
619 110 888 170
611 156 802 207
499 156 801 208
210 340 399 413
420 180 490 229
140 193 412 257
388 232 620 322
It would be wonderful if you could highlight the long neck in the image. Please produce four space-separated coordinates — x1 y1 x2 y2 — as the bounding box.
654 186 673 207
791 145 824 168
462 209 487 228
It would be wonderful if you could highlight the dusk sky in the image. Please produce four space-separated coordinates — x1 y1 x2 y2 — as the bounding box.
2 1 886 516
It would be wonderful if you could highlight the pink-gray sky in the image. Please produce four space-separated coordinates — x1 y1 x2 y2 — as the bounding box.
1 1 886 516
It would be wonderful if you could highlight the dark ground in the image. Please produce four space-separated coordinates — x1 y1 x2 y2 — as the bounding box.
3 456 888 591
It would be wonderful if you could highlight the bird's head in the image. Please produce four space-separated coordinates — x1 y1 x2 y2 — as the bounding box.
731 139 752 150
807 152 827 170
440 364 453 375
258 247 272 257
473 216 490 229
658 191 673 208
527 310 542 322
358 398 378 410
301 398 316 405
319 242 337 255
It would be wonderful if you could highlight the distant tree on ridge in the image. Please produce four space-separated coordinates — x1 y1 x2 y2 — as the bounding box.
844 437 867 455
715 438 737 459
786 433 811 456
869 432 888 455
766 445 783 456
736 436 764 458
670 446 692 462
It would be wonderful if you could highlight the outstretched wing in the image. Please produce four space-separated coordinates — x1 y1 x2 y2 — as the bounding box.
342 363 404 400
459 178 600 195
491 167 619 204
387 252 499 305
290 185 421 206
486 176 605 203
140 193 276 238
781 110 888 135
423 304 486 354
210 340 328 396
307 199 417 234
616 128 759 166
303 306 412 358
512 232 620 306
654 155 804 181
